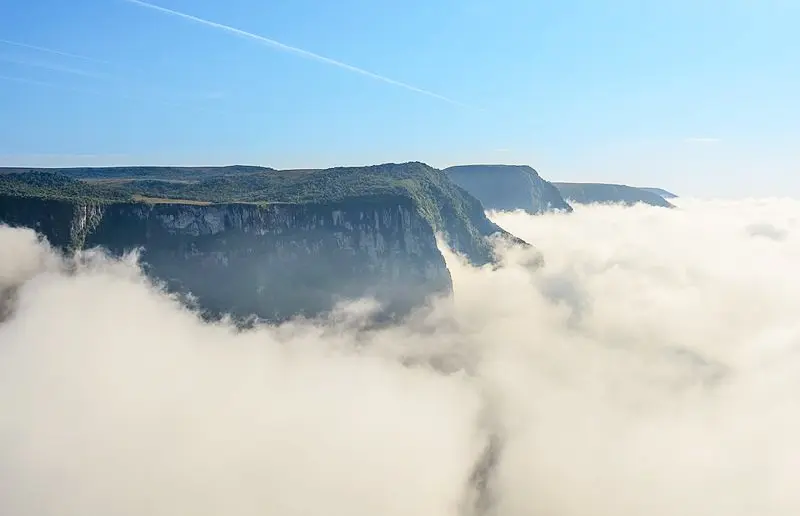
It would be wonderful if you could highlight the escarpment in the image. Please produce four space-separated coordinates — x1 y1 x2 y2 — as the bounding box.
554 182 675 208
0 163 530 321
445 164 573 214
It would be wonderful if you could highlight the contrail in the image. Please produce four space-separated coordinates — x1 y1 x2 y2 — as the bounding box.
0 72 133 97
123 0 469 108
0 38 112 65
0 73 233 115
0 55 112 80
0 74 59 88
0 42 225 102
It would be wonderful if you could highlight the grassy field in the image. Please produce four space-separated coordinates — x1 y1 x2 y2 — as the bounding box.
131 195 213 205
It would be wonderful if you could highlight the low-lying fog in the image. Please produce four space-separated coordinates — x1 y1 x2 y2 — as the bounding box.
2 198 800 515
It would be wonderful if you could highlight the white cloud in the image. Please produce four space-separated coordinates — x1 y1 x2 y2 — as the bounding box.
3 198 800 514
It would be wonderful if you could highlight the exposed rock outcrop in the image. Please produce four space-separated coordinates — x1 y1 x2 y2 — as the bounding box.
0 163 530 321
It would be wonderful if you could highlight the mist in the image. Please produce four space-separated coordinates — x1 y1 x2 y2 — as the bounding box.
2 198 800 515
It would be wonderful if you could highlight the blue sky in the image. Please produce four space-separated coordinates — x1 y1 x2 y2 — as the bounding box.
0 0 797 197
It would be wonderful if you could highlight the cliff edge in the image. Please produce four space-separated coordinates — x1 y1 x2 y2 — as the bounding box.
554 182 675 208
639 187 678 199
445 164 573 214
0 163 528 321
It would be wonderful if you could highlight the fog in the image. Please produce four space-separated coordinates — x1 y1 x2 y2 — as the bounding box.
2 198 800 515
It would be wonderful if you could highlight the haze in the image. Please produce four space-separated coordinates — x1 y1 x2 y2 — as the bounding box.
1 0 799 196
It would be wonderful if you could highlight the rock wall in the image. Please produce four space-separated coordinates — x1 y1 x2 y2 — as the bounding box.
553 183 675 208
445 165 573 214
0 195 458 321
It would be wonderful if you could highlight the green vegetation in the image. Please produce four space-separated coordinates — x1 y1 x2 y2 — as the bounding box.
0 162 475 210
554 182 675 208
0 165 274 182
109 163 460 205
0 162 510 262
445 164 573 214
0 172 132 203
117 162 506 254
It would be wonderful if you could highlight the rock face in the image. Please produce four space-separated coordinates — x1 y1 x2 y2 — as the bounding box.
445 165 573 214
554 182 675 208
0 163 526 321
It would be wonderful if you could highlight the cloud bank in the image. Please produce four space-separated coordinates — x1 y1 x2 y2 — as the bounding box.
2 198 800 515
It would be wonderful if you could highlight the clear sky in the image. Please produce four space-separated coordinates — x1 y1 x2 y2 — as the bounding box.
0 0 797 197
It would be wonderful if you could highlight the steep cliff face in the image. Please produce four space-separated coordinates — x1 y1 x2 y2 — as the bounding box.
0 195 456 321
0 196 104 251
0 163 532 321
554 182 675 208
444 165 573 214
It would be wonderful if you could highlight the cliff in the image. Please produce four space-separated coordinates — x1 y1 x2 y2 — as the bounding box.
0 163 527 321
640 187 678 199
444 164 573 214
553 182 675 208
